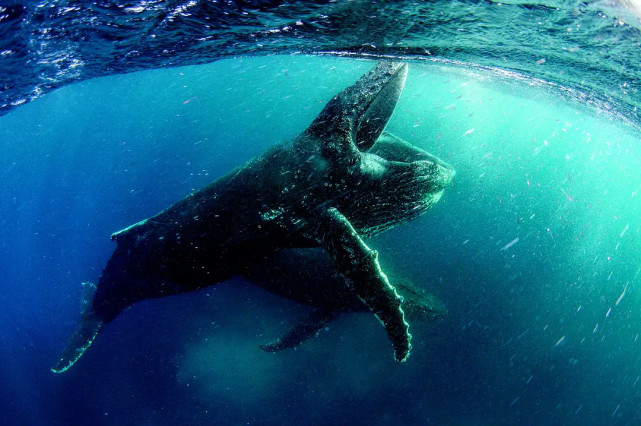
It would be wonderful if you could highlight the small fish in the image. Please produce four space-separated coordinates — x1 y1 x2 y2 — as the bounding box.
501 237 519 251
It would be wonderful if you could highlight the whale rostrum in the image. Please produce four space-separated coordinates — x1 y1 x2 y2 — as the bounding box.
52 62 455 373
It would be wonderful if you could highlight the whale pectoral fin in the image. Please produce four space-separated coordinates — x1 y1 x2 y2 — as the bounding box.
260 309 339 353
316 207 411 362
51 282 103 374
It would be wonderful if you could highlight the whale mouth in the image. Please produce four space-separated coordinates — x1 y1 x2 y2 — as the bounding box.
369 131 455 184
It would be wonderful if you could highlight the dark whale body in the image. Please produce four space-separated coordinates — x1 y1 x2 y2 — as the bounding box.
52 62 455 373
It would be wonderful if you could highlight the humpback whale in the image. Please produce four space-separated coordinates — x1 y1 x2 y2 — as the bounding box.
52 62 455 373
242 247 448 352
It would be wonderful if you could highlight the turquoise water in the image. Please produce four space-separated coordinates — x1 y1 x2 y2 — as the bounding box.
1 55 640 424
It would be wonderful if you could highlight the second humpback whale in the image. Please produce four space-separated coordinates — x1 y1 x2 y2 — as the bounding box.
242 247 448 352
52 62 455 373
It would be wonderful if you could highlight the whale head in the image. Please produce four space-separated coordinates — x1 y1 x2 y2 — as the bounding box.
346 131 455 237
300 62 455 237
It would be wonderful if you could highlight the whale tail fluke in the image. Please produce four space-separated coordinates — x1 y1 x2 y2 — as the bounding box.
51 282 103 374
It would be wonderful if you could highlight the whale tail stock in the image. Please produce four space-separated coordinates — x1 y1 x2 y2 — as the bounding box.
51 282 103 374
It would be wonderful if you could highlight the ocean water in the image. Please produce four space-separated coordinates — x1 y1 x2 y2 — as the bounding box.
1 2 640 426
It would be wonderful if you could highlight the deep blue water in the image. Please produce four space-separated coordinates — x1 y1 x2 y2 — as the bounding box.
1 2 641 426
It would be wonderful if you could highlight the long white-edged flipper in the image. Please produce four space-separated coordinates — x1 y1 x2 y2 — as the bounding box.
51 282 103 373
317 207 411 362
